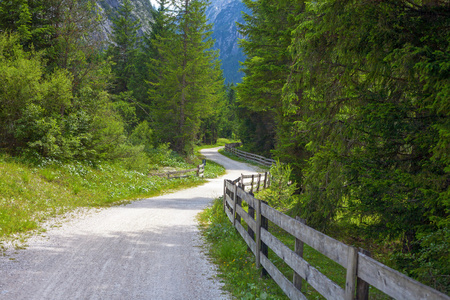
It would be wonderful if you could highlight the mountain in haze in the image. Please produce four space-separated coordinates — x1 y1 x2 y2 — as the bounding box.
97 0 246 84
96 0 154 41
206 0 247 84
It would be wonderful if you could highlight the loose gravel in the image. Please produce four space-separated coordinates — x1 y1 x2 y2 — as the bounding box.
0 147 257 300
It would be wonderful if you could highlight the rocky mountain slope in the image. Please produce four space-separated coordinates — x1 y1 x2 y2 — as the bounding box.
97 0 246 84
97 0 154 41
206 0 247 84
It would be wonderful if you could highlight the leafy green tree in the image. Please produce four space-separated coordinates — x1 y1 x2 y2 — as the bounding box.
0 0 103 84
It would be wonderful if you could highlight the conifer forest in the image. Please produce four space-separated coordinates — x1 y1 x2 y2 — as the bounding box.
0 0 449 294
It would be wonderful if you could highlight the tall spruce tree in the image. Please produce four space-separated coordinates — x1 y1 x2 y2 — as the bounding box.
283 0 450 291
237 0 306 173
130 0 169 121
149 0 223 154
109 0 140 94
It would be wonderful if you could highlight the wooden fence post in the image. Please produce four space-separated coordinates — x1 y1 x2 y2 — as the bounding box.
257 173 261 192
236 187 242 225
232 184 237 226
250 174 255 194
345 246 358 300
248 191 255 253
293 217 306 292
263 172 268 189
255 198 261 269
261 200 269 278
223 180 226 212
356 248 371 300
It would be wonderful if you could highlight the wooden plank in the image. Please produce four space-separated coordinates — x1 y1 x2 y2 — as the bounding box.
255 198 261 268
344 246 357 300
225 180 235 191
261 228 344 300
358 253 450 300
248 203 255 250
356 248 370 300
236 205 256 232
225 193 233 208
235 220 256 256
261 201 269 277
236 188 257 208
168 168 197 175
232 184 237 226
261 203 349 267
223 180 228 212
225 207 233 223
293 217 306 292
260 255 308 300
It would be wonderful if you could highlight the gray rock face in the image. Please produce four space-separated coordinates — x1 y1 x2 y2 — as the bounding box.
206 0 247 84
96 0 154 42
96 0 246 83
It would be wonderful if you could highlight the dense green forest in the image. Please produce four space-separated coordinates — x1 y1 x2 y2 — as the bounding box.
0 0 448 294
0 0 234 161
237 0 449 293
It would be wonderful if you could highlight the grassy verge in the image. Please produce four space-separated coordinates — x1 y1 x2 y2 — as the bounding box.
194 138 241 154
0 151 225 245
198 198 392 299
198 198 287 300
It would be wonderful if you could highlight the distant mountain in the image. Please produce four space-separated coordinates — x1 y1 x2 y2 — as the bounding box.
206 0 247 84
96 0 154 41
97 0 246 84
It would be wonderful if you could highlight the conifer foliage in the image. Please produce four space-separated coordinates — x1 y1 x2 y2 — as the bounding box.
149 0 223 155
237 0 449 291
108 0 140 94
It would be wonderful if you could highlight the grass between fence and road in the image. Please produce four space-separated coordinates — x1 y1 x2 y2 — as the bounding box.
0 145 226 249
198 198 393 300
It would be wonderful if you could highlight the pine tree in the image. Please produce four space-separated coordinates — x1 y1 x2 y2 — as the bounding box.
150 0 223 154
237 0 306 170
108 0 141 94
129 0 169 120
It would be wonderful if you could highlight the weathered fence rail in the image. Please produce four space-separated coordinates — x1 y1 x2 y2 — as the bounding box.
223 177 450 300
150 162 205 179
234 172 271 193
224 143 276 167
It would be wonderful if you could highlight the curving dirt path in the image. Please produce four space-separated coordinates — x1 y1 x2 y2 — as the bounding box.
0 147 258 300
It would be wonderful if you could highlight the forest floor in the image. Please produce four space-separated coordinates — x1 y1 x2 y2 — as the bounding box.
0 147 258 299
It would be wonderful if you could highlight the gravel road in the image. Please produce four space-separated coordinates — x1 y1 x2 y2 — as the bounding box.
0 147 258 300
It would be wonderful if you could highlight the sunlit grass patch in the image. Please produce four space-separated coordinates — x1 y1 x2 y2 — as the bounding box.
0 153 223 241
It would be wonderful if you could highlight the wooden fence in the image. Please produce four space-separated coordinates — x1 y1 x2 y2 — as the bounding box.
224 144 276 167
235 172 271 193
151 162 205 179
223 177 450 300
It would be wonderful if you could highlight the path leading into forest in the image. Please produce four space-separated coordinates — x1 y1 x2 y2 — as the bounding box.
0 147 258 300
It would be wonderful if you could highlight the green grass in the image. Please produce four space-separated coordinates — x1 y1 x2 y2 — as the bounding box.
194 138 241 154
198 198 286 300
198 198 392 299
0 151 225 243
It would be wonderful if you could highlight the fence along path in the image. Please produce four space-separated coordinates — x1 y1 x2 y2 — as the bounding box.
150 162 205 179
224 143 276 167
223 177 450 300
